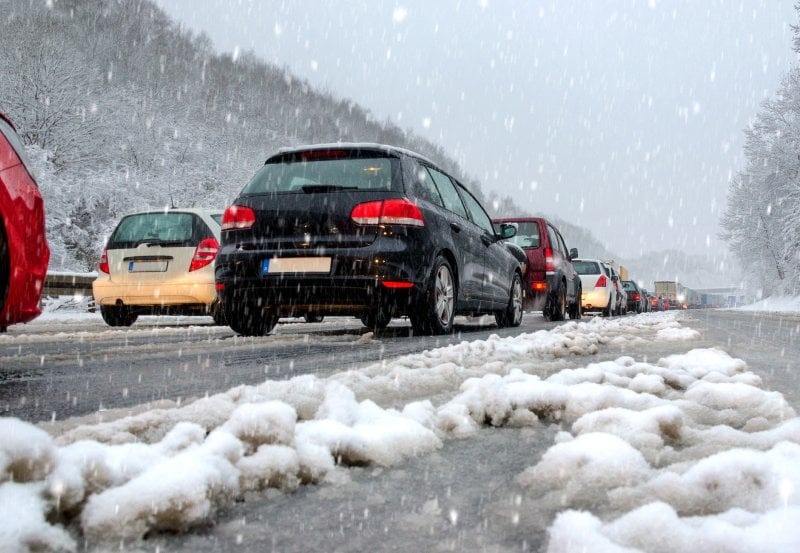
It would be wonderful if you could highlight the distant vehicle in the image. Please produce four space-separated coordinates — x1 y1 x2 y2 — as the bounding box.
650 294 664 311
0 112 50 331
92 208 225 326
605 263 626 315
492 216 581 321
640 288 652 312
622 280 645 313
216 143 525 336
573 258 617 317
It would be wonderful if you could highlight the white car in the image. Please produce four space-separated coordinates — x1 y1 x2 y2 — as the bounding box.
92 208 224 326
574 258 618 317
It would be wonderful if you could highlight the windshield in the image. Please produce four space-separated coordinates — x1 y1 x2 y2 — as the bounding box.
108 212 209 248
241 155 397 194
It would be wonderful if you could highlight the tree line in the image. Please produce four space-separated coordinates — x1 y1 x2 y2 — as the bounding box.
721 4 800 296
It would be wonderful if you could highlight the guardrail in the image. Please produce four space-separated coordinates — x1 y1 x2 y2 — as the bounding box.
43 272 96 298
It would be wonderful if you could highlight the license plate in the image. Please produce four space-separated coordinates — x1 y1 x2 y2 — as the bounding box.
262 257 332 275
129 260 168 272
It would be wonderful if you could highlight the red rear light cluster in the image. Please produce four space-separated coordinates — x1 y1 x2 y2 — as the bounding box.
189 237 219 272
351 199 425 227
221 206 256 231
631 293 640 301
532 282 547 291
99 247 109 274
544 247 555 272
595 275 607 288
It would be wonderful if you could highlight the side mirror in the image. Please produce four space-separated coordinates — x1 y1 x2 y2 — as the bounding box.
500 223 517 239
569 248 578 260
611 275 619 282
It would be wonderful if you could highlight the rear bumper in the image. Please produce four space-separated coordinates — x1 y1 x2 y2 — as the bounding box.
215 237 431 317
581 289 612 311
92 278 217 307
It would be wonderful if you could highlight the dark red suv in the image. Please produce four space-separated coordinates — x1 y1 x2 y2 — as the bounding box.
492 217 581 320
0 112 50 330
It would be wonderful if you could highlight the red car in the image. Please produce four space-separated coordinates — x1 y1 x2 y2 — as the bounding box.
0 112 49 330
492 217 581 320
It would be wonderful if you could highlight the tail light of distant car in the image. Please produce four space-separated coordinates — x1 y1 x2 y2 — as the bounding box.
351 198 425 227
531 281 547 292
221 205 256 231
595 275 607 288
631 293 640 301
99 247 109 274
189 238 219 272
544 247 555 272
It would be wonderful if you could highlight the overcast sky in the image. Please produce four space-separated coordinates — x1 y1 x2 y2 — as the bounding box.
154 0 797 257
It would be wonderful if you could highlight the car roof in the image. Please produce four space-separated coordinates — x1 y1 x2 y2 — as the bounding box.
492 217 545 224
121 208 223 217
270 142 436 165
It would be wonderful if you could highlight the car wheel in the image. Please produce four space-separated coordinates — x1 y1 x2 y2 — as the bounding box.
548 283 567 321
100 305 138 327
225 297 278 336
568 284 582 320
410 255 456 335
495 272 523 328
210 301 227 326
360 308 391 330
304 313 324 323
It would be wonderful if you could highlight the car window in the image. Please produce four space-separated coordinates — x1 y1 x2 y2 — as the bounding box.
108 212 210 249
458 186 495 234
242 154 396 194
622 281 637 291
547 226 563 255
574 260 600 274
0 117 37 180
210 214 223 226
413 166 445 208
493 221 541 248
427 167 468 219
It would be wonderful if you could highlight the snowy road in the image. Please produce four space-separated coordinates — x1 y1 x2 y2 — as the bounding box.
4 309 800 553
0 313 565 424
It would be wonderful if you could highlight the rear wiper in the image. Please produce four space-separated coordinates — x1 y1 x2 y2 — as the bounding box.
301 184 358 193
138 239 185 247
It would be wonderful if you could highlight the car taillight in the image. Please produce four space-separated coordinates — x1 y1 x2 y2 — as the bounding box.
544 247 554 272
221 205 256 231
99 247 109 274
595 275 607 287
351 199 425 227
632 293 640 301
532 282 547 291
189 237 219 272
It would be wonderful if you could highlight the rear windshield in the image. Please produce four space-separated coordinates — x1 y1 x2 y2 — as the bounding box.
108 212 212 249
622 281 637 291
241 152 398 194
493 221 541 248
574 260 601 275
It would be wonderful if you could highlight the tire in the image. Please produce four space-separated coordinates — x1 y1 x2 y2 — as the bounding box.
410 255 456 335
568 284 582 320
100 305 138 327
360 308 391 330
496 272 523 328
210 301 227 326
225 297 278 336
304 313 324 323
547 284 567 321
602 298 613 317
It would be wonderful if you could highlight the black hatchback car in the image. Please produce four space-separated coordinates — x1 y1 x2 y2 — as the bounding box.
215 143 524 336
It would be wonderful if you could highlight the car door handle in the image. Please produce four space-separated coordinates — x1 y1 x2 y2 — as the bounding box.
450 222 461 233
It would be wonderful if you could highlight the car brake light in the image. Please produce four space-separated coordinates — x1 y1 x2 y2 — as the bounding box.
544 247 554 272
99 247 109 274
382 281 414 289
221 205 256 231
189 237 219 271
351 199 425 227
595 275 607 287
532 282 547 291
632 293 640 301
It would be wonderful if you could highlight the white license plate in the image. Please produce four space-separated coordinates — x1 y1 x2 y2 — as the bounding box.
262 257 332 275
129 260 168 272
